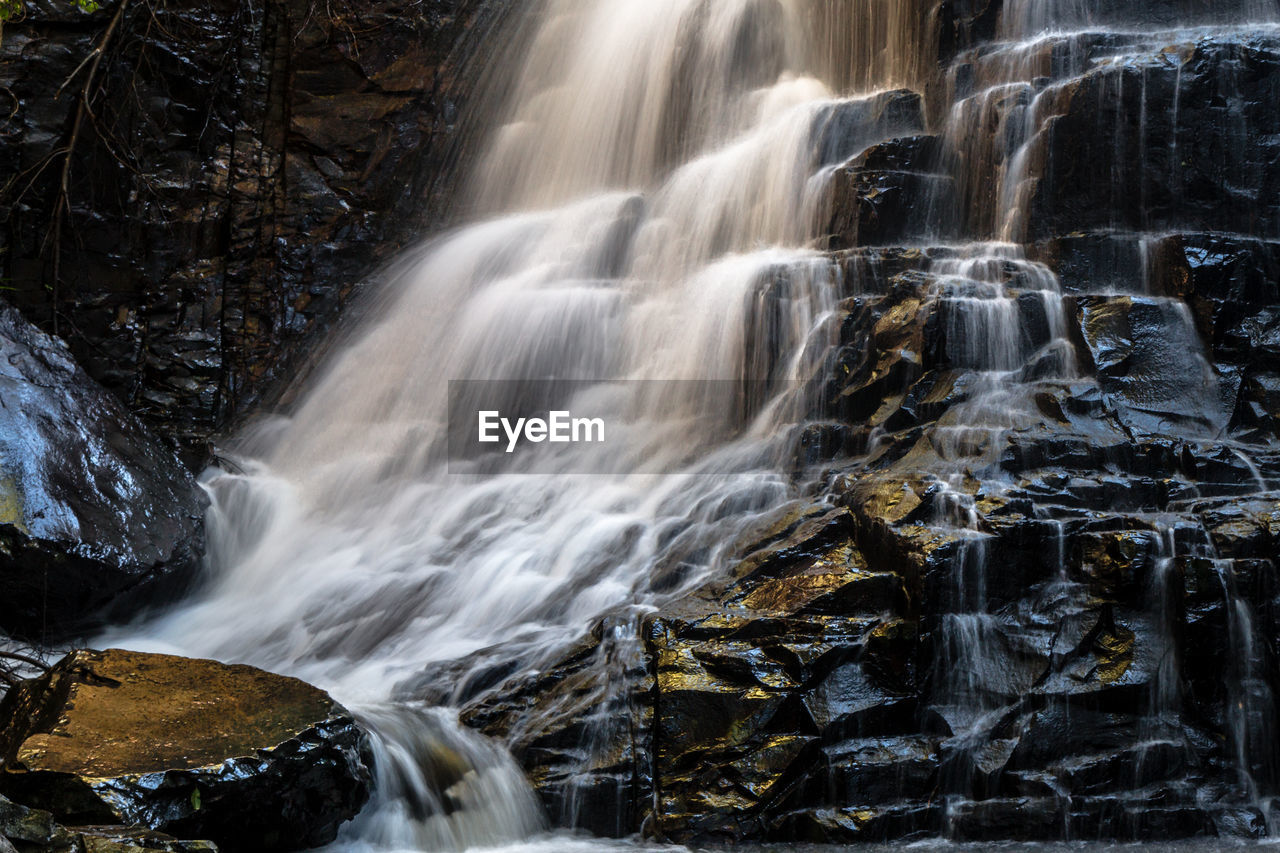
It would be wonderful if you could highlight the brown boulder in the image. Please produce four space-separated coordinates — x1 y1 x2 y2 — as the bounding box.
0 650 370 852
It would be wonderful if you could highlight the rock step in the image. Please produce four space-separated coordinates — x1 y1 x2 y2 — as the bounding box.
0 650 371 852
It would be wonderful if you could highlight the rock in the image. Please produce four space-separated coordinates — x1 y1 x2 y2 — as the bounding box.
0 650 370 852
457 616 655 838
73 828 218 853
0 793 73 849
811 90 927 169
1075 295 1236 438
2 793 217 852
1029 35 1280 241
0 303 207 639
938 0 1001 61
0 0 498 455
813 91 948 251
453 8 1280 848
824 135 948 249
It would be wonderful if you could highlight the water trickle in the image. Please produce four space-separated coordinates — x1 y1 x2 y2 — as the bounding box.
1001 0 1280 38
1215 559 1280 823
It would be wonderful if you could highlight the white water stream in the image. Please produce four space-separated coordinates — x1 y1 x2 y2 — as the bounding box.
103 1 911 850
101 0 1280 850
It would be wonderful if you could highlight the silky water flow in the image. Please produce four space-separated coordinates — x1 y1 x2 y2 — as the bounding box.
104 0 1280 850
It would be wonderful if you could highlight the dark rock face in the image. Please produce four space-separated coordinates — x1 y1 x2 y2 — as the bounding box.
1029 37 1280 241
0 0 496 456
0 303 206 640
458 5 1280 846
824 135 947 249
0 649 370 852
460 619 655 837
2 793 218 852
817 91 947 249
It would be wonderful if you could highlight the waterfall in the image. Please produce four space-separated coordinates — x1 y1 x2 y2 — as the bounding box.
98 0 1280 848
101 1 910 849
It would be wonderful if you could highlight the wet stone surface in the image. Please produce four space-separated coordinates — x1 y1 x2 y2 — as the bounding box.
0 650 370 852
0 0 496 457
2 793 219 852
0 302 206 640
457 8 1280 846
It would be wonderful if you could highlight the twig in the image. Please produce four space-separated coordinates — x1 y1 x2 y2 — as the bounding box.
0 649 50 670
56 47 102 102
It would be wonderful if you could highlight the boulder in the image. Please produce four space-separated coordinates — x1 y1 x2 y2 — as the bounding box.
0 303 207 639
0 649 371 852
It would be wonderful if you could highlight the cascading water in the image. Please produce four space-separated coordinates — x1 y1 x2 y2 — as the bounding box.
101 1 925 849
92 0 1280 847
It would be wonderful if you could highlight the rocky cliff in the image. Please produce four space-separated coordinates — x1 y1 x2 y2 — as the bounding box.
457 0 1280 843
0 0 498 459
4 0 1280 845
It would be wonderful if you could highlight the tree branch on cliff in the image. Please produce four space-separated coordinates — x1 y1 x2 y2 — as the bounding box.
0 649 48 671
0 647 52 688
46 0 130 335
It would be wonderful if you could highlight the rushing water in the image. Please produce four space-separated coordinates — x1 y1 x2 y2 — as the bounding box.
107 1 883 850
102 0 1280 850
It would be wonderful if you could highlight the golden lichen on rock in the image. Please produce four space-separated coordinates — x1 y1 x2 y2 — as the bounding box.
0 648 369 851
0 473 26 535
2 649 334 779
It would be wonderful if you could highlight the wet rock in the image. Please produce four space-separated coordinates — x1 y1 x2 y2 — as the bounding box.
0 793 72 850
831 286 935 427
1076 295 1236 439
0 0 498 454
635 510 918 841
1030 233 1155 295
458 503 925 843
1182 495 1280 559
1030 35 1280 241
2 793 217 852
0 303 206 639
458 617 654 838
0 650 370 852
447 16 1280 850
811 735 939 803
812 90 927 169
1143 234 1280 439
938 0 1002 60
946 797 1063 841
824 135 949 249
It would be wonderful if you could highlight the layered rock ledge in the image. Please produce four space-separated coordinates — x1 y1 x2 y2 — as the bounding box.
456 18 1280 845
2 793 217 853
